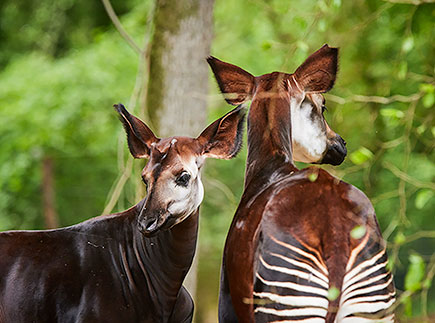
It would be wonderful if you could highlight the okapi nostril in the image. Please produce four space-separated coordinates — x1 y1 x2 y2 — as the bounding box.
144 217 158 231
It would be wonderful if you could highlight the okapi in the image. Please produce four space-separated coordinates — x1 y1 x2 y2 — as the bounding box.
0 103 245 323
208 45 395 322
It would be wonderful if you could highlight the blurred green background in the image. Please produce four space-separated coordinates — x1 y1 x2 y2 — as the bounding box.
0 0 433 322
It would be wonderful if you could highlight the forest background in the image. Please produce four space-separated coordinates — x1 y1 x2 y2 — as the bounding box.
0 0 433 321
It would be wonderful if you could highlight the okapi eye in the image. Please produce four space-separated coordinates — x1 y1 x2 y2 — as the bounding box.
175 172 191 187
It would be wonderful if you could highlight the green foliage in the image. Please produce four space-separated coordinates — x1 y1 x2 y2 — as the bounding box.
327 286 340 301
405 253 426 292
0 0 145 228
349 147 374 165
0 0 434 321
415 189 434 210
350 225 367 240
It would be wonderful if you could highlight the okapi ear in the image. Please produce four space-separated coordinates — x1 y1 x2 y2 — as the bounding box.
114 103 158 159
197 105 246 159
293 44 338 93
207 56 255 105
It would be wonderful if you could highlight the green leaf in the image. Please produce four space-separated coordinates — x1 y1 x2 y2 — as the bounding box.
380 108 405 127
350 225 366 239
380 108 405 119
349 147 374 165
296 40 309 54
398 61 407 80
318 19 327 32
404 294 413 317
422 92 434 108
308 172 318 182
404 253 425 292
419 83 434 93
394 231 406 245
415 189 433 209
386 258 395 272
332 0 342 8
402 36 414 53
422 277 432 289
261 41 272 51
327 286 340 301
416 124 426 135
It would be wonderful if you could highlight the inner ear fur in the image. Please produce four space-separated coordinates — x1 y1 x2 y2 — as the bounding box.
197 105 246 159
207 56 255 106
293 44 338 93
115 103 158 159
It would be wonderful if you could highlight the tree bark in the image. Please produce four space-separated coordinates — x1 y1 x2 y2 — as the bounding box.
146 0 215 305
42 156 59 229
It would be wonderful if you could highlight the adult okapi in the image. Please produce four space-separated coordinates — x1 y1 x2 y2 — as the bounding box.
208 45 395 322
0 103 245 323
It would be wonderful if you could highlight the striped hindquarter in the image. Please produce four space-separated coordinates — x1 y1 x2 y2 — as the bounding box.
253 234 395 323
335 233 395 322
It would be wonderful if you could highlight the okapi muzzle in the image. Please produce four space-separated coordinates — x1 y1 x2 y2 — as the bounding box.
138 203 170 235
320 133 347 165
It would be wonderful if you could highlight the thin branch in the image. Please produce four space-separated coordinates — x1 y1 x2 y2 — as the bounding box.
101 0 141 54
101 157 133 215
325 92 422 105
204 177 238 206
383 161 435 190
101 2 156 215
383 0 435 5
389 231 435 248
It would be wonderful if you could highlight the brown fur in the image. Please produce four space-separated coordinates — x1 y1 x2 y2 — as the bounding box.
209 45 389 322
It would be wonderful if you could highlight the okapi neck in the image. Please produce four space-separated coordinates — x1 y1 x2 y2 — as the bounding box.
131 209 199 310
245 76 297 186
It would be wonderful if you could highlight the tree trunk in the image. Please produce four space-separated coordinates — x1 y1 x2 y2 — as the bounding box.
42 156 59 229
146 0 215 305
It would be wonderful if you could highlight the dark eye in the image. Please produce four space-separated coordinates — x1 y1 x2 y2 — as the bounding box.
175 172 191 187
322 105 327 113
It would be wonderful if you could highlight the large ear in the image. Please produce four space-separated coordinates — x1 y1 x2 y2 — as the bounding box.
207 56 255 106
114 103 158 159
197 105 246 159
293 44 338 93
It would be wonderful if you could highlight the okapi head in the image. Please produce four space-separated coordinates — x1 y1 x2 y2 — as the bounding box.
207 44 347 165
115 103 245 235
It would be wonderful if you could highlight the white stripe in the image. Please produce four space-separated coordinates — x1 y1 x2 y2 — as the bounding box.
253 292 329 309
336 297 395 321
271 319 325 323
344 249 386 287
339 314 394 323
343 291 395 306
270 252 329 284
342 259 389 295
341 275 393 303
255 306 327 317
270 236 328 276
341 271 389 300
259 256 329 289
256 273 328 297
346 233 370 272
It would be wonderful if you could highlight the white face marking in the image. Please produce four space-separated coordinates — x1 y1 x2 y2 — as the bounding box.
165 157 204 225
290 98 327 163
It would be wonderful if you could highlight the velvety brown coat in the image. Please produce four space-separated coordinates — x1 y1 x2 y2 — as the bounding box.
208 45 394 322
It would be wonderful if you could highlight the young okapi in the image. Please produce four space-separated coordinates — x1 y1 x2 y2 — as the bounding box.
0 104 245 323
208 45 395 322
